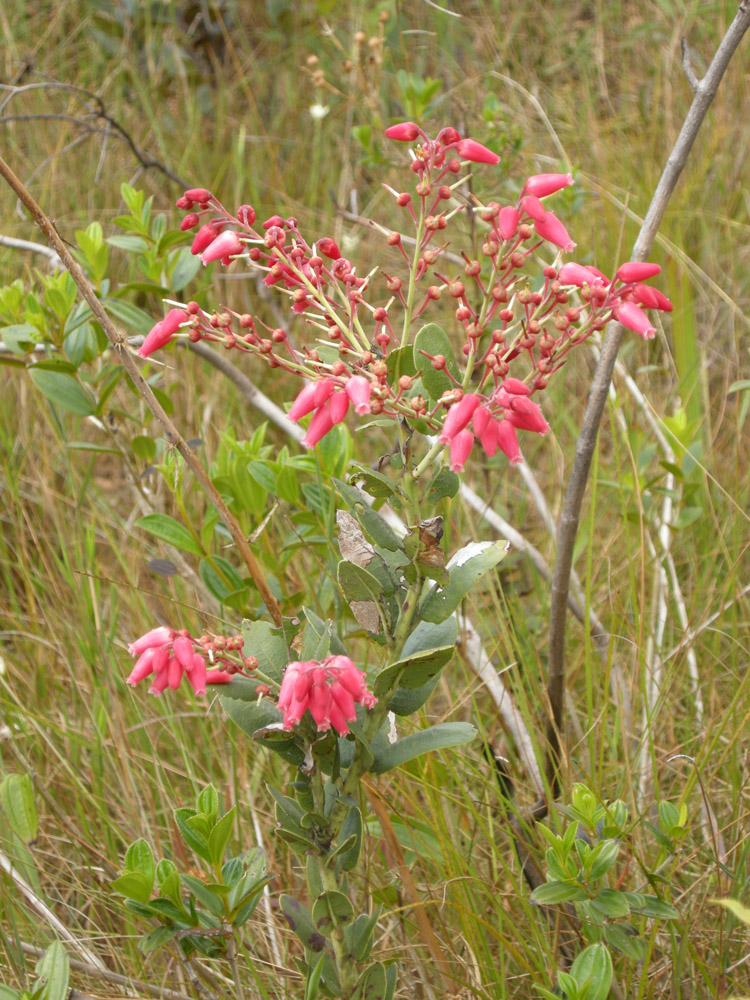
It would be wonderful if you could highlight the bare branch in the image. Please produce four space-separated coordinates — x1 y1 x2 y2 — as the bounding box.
544 3 750 802
681 38 701 91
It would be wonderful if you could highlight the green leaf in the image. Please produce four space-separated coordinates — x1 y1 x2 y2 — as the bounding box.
180 874 226 917
306 952 326 1000
63 322 99 367
29 369 95 415
334 479 403 551
1 323 40 354
345 906 382 963
200 557 245 602
124 838 155 887
569 943 613 1000
531 881 588 905
370 721 476 775
174 807 212 862
170 246 202 291
425 468 460 504
375 643 455 698
633 896 678 920
208 808 236 865
0 986 23 1000
336 806 362 871
33 942 69 1000
352 961 387 1000
420 541 507 623
588 839 620 881
102 297 156 336
131 435 157 463
413 323 459 401
590 888 631 919
280 895 327 951
220 697 304 766
338 561 385 602
312 891 355 935
0 773 38 842
111 871 153 902
139 926 177 955
156 858 177 885
135 514 203 555
602 924 647 961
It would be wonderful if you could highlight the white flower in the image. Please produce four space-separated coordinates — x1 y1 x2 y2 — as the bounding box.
309 104 330 120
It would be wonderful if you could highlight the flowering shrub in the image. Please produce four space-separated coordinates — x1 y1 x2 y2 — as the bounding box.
116 123 670 999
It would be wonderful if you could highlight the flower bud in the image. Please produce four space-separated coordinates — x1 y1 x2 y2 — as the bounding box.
384 121 422 141
456 138 500 165
615 262 662 283
523 173 574 198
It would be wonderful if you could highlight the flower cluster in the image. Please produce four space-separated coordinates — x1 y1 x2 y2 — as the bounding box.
126 626 256 695
277 656 377 736
135 123 671 474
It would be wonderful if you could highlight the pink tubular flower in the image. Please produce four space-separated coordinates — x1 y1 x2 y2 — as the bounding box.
302 400 335 449
191 223 223 255
278 656 377 736
533 211 576 252
138 308 188 358
523 173 574 198
558 262 604 288
345 375 372 415
456 138 500 165
496 420 522 464
128 626 174 656
330 391 350 425
616 262 661 283
633 284 673 312
498 205 519 241
614 301 656 339
440 393 481 443
502 378 532 396
505 396 550 435
520 195 547 222
384 121 422 142
449 429 474 472
200 231 244 265
288 379 335 422
126 628 234 696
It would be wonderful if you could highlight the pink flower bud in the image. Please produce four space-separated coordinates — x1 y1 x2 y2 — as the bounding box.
303 401 335 449
167 655 183 690
237 204 256 226
498 206 519 241
313 379 336 408
523 173 574 198
502 378 532 396
436 126 462 145
317 237 341 260
180 213 200 231
191 223 223 255
288 381 331 422
176 196 192 210
262 214 285 230
456 138 500 165
127 648 158 686
496 420 522 463
185 188 212 204
440 393 481 443
614 301 656 339
633 284 673 312
478 417 499 457
473 406 491 437
449 429 474 472
520 195 547 222
345 375 372 415
330 391 350 425
533 212 576 252
384 121 422 142
615 262 661 284
200 231 244 265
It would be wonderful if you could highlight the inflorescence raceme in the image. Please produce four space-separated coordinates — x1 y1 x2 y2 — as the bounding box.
138 125 671 473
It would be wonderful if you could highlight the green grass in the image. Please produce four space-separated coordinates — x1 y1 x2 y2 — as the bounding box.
1 1 750 998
